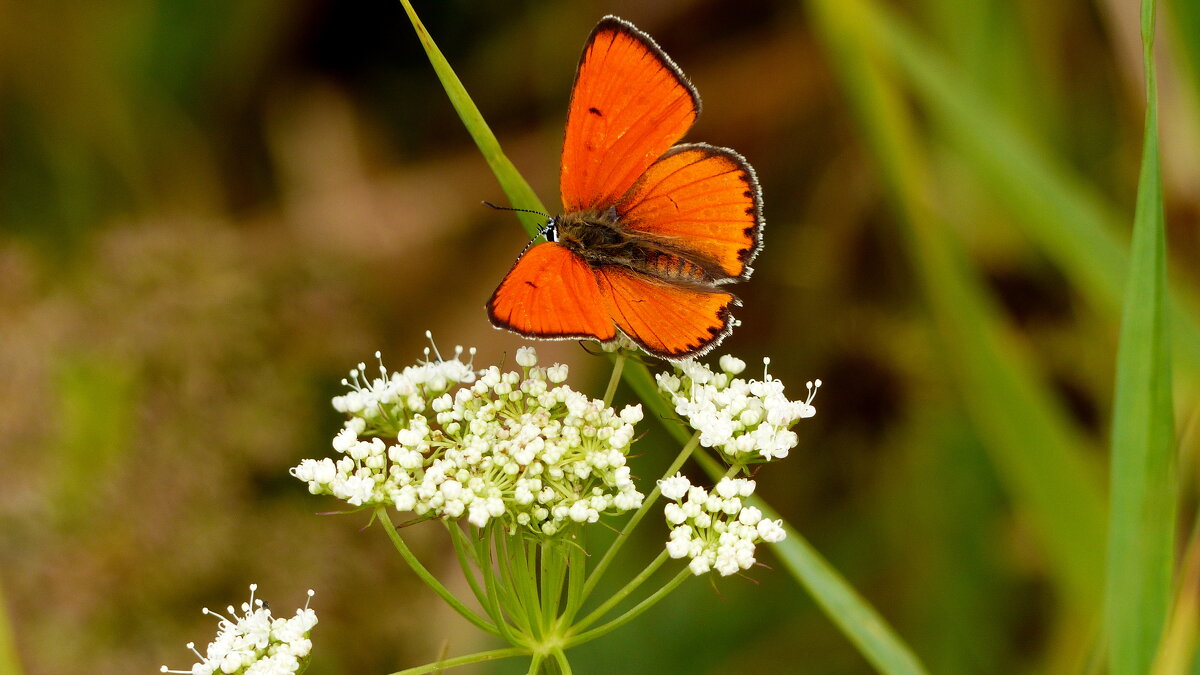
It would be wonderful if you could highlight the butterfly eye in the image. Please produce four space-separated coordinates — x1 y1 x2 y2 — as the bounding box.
542 222 560 243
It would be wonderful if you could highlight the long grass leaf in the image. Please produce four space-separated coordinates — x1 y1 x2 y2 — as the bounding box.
395 0 545 235
1166 0 1200 95
861 0 1200 372
629 360 931 673
807 0 1106 619
1151 520 1200 675
1105 1 1177 671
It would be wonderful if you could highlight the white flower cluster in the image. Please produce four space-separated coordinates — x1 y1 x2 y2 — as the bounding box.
292 343 645 535
162 585 316 675
657 355 820 463
598 333 641 355
331 335 477 436
660 474 785 577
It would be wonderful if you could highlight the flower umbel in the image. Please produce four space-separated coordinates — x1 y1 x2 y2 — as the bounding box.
657 355 820 464
660 474 786 576
292 341 645 535
161 585 316 675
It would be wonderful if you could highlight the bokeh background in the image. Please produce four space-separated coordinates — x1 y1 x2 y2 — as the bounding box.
2 0 1199 673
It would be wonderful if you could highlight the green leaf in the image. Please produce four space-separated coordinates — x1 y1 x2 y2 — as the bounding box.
807 0 1106 618
1166 0 1200 97
1104 1 1177 672
691 447 929 675
395 0 547 236
863 0 1200 372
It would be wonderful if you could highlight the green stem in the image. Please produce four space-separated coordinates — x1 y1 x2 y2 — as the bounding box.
526 652 545 675
551 649 574 675
377 509 499 637
565 568 692 648
385 646 530 675
603 354 626 406
576 432 701 609
540 538 569 633
445 521 490 612
560 537 588 631
502 529 542 637
480 526 527 644
569 549 670 634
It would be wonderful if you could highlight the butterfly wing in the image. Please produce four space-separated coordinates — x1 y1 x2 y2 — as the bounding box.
487 243 616 342
617 143 763 282
594 265 738 360
561 16 700 212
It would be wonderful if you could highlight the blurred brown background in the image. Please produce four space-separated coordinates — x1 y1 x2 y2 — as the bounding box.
2 0 1198 673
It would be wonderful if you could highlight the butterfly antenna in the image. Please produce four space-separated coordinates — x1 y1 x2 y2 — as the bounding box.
482 201 551 219
483 202 558 257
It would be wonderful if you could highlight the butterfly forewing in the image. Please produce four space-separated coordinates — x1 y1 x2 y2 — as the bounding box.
488 243 616 341
560 16 700 212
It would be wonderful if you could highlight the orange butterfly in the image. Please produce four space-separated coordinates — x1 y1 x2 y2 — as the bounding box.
488 15 763 360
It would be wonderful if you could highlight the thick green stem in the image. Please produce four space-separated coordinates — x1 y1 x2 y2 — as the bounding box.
551 648 574 675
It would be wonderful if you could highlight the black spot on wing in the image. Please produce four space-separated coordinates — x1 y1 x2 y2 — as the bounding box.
588 107 604 117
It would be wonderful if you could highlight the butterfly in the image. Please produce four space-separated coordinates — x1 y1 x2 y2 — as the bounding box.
487 15 763 360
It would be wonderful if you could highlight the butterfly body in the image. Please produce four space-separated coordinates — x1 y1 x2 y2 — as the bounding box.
488 16 764 360
551 210 724 286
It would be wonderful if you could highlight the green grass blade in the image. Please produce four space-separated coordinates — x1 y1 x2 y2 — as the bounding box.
862 0 1200 373
702 448 930 675
1151 522 1200 675
395 0 546 235
807 0 1106 618
1167 0 1200 95
1104 1 1177 671
628 360 928 674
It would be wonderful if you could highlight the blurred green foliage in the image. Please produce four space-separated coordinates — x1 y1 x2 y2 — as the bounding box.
1 0 1198 673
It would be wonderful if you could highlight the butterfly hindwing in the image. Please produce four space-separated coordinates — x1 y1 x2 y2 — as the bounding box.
487 243 616 342
560 16 700 213
594 264 738 360
617 143 763 282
